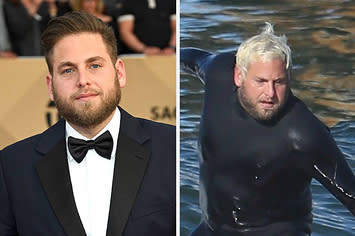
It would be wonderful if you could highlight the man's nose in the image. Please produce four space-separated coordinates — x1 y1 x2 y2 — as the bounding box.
77 69 91 87
265 82 275 98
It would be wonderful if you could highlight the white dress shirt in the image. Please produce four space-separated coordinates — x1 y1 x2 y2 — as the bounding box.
65 108 120 236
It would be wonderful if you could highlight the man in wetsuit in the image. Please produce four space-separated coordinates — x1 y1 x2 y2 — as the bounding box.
181 23 355 236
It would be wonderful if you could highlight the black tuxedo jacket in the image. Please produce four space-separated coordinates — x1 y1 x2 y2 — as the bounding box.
0 107 176 236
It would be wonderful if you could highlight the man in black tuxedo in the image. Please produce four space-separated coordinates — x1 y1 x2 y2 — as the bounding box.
0 11 175 236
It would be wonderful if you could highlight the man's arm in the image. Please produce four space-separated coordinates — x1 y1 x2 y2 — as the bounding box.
162 16 176 55
312 132 355 215
118 17 161 55
169 16 176 48
0 151 18 235
180 47 215 85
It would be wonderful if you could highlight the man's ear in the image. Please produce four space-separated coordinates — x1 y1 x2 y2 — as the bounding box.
46 73 54 101
234 66 243 87
115 59 127 88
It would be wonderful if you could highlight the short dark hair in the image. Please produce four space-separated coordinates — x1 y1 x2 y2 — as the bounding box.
41 11 117 74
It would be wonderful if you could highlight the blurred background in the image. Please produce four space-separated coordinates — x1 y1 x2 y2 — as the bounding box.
180 0 355 235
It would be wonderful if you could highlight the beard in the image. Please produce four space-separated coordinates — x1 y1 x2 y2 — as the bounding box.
238 84 287 121
52 75 121 129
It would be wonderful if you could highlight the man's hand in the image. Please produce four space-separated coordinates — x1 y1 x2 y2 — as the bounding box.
143 46 162 55
0 51 17 58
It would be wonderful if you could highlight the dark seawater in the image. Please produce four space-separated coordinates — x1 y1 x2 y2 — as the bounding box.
180 0 355 235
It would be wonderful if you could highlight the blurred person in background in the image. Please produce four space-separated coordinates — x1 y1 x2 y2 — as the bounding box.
3 0 59 56
0 0 16 57
71 0 121 53
101 0 122 18
72 0 110 23
55 0 72 17
118 0 175 55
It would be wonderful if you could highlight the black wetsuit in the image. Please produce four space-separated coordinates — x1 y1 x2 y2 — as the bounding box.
181 48 355 236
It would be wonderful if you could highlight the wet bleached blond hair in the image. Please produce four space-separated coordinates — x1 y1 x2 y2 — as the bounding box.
235 22 292 79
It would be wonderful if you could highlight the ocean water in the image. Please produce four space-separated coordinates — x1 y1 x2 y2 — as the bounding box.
180 0 355 235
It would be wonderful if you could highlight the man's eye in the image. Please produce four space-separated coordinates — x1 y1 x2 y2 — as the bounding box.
91 64 101 69
63 68 72 74
276 79 286 84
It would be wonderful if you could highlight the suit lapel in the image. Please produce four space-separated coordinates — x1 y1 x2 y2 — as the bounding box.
35 121 86 236
106 108 151 236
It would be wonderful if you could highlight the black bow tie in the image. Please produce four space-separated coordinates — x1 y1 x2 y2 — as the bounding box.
68 130 113 163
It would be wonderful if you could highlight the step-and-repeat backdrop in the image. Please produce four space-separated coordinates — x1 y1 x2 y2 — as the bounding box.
0 55 176 149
